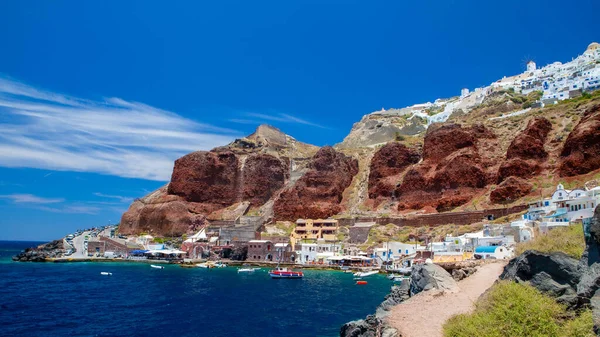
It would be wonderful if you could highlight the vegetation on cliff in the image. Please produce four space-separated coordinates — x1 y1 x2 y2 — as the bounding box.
514 224 586 259
443 281 594 337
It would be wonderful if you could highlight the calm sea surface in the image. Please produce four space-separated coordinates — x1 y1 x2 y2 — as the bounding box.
0 241 391 337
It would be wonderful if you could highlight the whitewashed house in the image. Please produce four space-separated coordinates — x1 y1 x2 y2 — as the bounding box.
297 242 341 264
474 246 512 260
373 242 425 266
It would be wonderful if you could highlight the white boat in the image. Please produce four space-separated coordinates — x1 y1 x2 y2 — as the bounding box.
238 267 258 273
397 267 412 275
387 273 397 280
213 262 227 268
353 270 379 277
196 263 210 268
150 265 165 269
393 276 409 282
100 272 112 276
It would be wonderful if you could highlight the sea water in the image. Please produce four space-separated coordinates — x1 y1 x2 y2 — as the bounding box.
0 241 391 337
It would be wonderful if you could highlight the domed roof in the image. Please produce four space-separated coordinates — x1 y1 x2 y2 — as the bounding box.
585 42 600 53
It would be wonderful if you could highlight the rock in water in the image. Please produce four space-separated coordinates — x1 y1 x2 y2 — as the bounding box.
12 240 65 262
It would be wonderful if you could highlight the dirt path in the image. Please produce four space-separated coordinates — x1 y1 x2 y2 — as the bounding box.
386 262 506 337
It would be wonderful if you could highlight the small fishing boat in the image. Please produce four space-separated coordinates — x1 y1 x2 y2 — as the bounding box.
354 270 379 278
196 263 210 268
238 267 258 273
100 272 112 276
387 273 397 280
269 267 303 279
150 265 164 269
356 280 368 285
213 262 227 268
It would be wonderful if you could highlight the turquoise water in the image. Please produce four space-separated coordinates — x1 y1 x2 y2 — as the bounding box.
0 241 392 337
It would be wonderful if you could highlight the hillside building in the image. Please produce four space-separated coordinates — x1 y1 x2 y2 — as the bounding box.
290 219 338 250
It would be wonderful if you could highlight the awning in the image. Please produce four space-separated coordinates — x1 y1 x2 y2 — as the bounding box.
544 209 567 218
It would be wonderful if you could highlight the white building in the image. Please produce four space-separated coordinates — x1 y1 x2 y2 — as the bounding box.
297 242 342 264
474 246 512 260
373 242 425 266
527 60 537 72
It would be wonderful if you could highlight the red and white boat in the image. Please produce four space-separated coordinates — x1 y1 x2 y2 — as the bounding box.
269 267 303 279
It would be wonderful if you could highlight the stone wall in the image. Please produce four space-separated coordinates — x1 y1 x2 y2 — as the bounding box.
338 205 527 228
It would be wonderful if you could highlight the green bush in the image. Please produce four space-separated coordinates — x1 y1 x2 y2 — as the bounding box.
443 281 594 337
514 224 585 259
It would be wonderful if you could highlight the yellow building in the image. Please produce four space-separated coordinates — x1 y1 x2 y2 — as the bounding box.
290 219 338 250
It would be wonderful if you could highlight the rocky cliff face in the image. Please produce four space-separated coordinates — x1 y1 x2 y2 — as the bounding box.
559 104 600 177
273 146 359 220
120 96 600 235
120 125 315 236
368 142 420 204
394 123 497 211
490 117 552 203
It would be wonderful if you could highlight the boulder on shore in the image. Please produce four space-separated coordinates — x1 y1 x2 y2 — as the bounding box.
500 250 582 307
410 263 458 295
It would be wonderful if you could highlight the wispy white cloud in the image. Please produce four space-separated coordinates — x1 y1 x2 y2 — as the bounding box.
0 75 242 181
231 111 327 129
93 192 134 203
36 205 101 215
0 193 64 204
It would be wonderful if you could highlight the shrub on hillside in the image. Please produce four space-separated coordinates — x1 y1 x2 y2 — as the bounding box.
514 224 585 259
443 281 594 337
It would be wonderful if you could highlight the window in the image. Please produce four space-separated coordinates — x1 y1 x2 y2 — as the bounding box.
545 201 550 206
406 249 409 254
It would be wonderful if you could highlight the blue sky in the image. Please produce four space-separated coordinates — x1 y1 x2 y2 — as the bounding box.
0 0 598 241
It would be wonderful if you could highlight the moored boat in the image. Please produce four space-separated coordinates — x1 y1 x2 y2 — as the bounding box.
269 267 303 279
100 272 112 276
354 270 379 277
238 267 259 273
150 265 164 269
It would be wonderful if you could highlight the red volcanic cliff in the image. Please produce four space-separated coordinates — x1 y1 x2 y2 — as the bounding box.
368 142 420 202
559 104 600 177
242 154 290 206
274 147 359 220
119 187 207 236
395 124 496 212
168 151 240 209
490 176 533 204
492 117 552 203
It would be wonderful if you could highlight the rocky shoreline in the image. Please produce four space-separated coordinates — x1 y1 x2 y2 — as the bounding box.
340 263 462 337
12 240 65 262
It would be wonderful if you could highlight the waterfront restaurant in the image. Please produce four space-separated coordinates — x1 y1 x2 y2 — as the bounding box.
144 249 187 261
326 255 374 267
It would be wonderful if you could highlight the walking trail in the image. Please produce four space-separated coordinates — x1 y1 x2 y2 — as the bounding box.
386 262 506 337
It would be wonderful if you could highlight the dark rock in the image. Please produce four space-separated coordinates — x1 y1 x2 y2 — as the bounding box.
379 281 410 311
13 240 65 262
500 250 582 307
591 289 600 335
228 245 248 261
452 268 467 281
